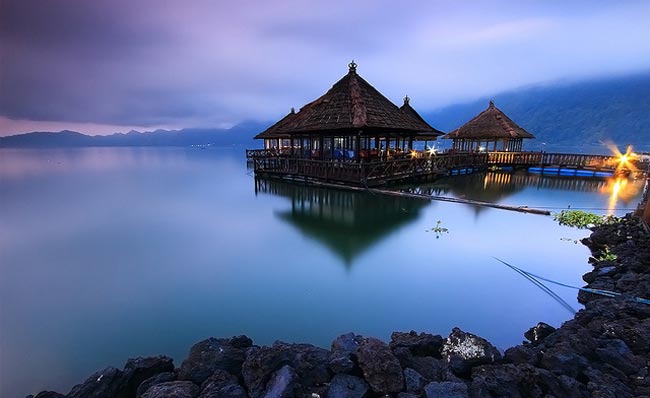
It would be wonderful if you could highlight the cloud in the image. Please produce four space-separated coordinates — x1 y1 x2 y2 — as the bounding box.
1 0 650 135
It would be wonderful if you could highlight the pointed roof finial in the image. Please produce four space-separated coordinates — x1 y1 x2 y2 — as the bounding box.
348 60 357 73
403 95 410 105
489 100 495 108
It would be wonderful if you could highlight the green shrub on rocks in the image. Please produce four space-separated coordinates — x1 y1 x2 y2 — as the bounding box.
553 210 619 229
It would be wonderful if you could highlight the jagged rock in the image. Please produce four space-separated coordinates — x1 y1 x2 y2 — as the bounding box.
137 372 176 398
524 323 556 346
390 331 444 358
68 367 124 398
327 374 368 398
356 337 404 394
199 370 247 398
403 368 426 393
178 336 253 384
539 349 590 379
141 381 199 398
262 365 298 398
33 392 69 398
595 339 644 375
470 364 542 398
441 328 501 377
601 318 650 354
397 393 419 398
423 381 468 398
504 345 538 365
119 356 174 398
241 342 330 398
329 333 363 374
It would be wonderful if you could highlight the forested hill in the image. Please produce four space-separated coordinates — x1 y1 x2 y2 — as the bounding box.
423 72 650 152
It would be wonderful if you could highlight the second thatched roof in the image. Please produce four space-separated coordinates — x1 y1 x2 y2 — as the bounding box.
443 101 535 140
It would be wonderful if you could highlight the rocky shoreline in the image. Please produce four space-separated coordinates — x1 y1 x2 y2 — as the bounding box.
30 214 650 398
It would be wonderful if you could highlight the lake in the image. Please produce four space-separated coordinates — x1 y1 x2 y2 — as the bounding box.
0 147 645 398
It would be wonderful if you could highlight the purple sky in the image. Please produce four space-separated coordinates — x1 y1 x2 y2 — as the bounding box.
1 0 650 136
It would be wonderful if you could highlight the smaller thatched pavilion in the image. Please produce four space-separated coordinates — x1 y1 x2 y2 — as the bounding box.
443 101 535 152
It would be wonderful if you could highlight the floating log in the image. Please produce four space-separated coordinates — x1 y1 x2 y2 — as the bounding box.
308 181 551 215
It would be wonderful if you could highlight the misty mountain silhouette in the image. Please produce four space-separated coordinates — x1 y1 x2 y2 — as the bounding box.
2 72 648 150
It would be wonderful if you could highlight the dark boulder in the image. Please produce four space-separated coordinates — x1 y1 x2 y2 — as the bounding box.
140 381 199 398
198 369 247 398
241 342 330 398
262 365 298 398
329 333 363 374
504 345 538 365
356 337 404 394
441 328 501 377
327 373 368 398
524 323 556 346
33 392 70 398
390 331 444 358
68 367 124 398
178 336 252 385
136 372 176 398
539 349 589 379
595 339 645 375
469 364 542 398
121 356 174 398
423 381 468 398
403 368 426 393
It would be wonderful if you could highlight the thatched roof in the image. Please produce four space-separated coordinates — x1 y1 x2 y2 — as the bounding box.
443 101 535 140
400 96 444 139
256 62 440 139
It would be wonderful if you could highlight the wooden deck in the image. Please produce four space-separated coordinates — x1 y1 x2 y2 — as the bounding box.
248 150 643 186
252 153 487 187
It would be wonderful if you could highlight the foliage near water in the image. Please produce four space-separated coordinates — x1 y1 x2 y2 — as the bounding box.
553 210 619 229
427 220 449 239
596 246 618 262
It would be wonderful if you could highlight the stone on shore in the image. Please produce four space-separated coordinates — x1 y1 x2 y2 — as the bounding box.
441 328 501 377
356 337 404 394
327 373 368 398
140 381 199 398
178 336 252 385
241 342 330 398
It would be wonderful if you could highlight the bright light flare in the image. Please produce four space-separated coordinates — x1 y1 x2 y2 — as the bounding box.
607 144 639 173
410 150 418 159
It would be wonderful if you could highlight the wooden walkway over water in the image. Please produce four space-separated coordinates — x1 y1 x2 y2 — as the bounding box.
247 150 644 187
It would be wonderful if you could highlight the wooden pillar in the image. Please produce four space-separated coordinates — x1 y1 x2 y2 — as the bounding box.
355 134 361 161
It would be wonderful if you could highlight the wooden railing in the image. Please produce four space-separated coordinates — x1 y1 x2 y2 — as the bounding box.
487 151 618 169
253 153 488 185
250 150 644 185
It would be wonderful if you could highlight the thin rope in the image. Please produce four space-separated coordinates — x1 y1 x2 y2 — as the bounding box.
494 258 650 305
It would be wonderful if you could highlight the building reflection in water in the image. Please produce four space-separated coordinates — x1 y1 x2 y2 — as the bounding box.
254 178 429 267
254 171 645 265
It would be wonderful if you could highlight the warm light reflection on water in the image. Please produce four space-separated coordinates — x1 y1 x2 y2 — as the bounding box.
603 176 644 215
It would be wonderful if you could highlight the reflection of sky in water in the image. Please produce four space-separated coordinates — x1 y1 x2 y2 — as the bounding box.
0 148 645 398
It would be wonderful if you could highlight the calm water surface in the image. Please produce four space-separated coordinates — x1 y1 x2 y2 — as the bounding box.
0 147 645 397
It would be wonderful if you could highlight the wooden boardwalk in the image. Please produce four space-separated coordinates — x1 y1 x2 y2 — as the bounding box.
251 153 487 187
249 150 641 186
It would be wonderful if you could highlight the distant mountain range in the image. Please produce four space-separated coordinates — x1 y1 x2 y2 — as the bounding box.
423 72 650 152
2 72 649 152
0 120 267 148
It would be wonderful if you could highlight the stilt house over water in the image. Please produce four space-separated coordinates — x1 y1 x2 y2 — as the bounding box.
443 101 535 152
254 61 443 161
